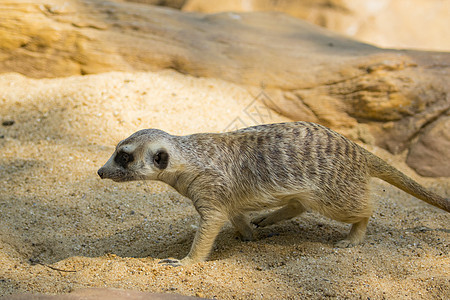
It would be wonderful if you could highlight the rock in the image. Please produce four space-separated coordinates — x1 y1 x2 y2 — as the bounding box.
406 116 450 177
0 0 449 176
182 0 450 51
122 0 186 9
2 288 203 299
1 0 380 85
2 120 15 127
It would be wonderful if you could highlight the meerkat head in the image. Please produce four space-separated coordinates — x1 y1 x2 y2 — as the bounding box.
97 129 177 182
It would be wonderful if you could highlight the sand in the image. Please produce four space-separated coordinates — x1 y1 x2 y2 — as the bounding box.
0 71 448 299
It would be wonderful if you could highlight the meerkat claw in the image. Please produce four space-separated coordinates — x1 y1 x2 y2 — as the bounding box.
335 240 355 248
158 258 183 267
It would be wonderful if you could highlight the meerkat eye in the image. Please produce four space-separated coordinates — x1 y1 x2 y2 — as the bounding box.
121 152 130 162
153 150 169 169
115 151 133 167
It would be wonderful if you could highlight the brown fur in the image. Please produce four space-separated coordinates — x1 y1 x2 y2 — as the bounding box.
98 122 449 266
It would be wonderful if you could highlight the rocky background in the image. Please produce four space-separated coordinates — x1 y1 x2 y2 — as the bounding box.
1 0 449 176
0 1 449 299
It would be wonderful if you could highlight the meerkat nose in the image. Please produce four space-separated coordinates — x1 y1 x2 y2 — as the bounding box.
97 168 105 179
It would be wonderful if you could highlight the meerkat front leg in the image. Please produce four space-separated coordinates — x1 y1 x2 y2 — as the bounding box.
160 212 227 266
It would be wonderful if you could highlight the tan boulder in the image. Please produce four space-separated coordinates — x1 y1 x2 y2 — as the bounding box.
0 0 449 176
183 0 450 51
406 116 450 177
121 0 186 9
2 288 202 299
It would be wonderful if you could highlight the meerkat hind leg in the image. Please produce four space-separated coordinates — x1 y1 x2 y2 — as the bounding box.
252 201 306 228
335 217 370 248
230 214 254 241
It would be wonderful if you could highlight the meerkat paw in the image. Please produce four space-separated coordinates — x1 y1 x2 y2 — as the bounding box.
335 239 356 248
335 238 364 248
158 258 183 267
159 256 195 267
158 257 192 267
237 230 255 242
231 214 255 241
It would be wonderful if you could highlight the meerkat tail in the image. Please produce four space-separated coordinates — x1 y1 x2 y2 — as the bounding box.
367 153 450 212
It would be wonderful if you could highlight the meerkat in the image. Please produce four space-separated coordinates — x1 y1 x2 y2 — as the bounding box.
97 122 449 266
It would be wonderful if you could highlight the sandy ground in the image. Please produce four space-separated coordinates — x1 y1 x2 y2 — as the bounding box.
0 71 449 299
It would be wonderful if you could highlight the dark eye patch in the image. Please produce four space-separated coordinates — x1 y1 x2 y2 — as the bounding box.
153 150 169 169
115 151 134 168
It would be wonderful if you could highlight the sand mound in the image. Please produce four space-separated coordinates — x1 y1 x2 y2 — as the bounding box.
0 71 448 299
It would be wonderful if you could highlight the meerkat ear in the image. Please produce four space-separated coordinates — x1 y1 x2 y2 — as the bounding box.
153 149 169 169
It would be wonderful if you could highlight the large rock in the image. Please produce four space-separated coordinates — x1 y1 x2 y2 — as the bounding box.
2 288 202 299
406 117 450 177
0 0 449 176
183 0 450 51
